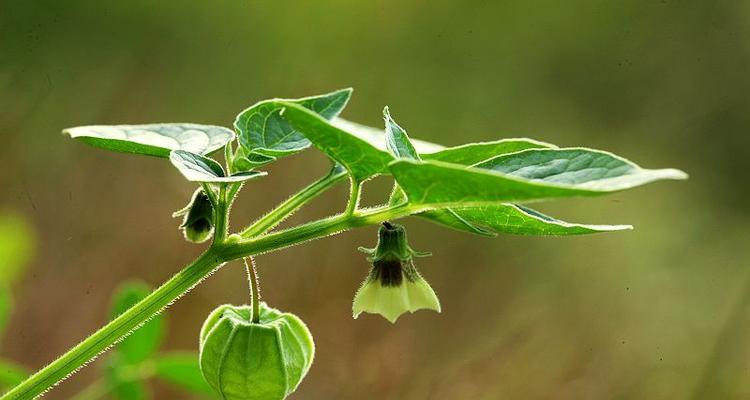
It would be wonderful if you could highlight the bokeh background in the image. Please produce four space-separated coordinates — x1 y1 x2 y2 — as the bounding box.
1 0 749 398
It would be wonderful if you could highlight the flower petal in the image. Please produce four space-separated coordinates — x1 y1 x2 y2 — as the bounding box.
353 277 440 323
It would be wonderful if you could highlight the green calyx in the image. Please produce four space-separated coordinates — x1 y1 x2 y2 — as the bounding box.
199 303 315 400
173 188 215 243
353 222 440 323
358 221 431 263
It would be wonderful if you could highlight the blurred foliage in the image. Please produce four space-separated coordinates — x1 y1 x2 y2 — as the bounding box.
1 0 749 399
0 211 34 391
71 281 213 400
0 211 34 287
109 282 165 366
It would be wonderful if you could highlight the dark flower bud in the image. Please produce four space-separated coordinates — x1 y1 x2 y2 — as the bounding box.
173 188 214 243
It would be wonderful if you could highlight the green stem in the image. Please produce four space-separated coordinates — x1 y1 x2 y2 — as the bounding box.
224 143 235 175
3 204 416 400
239 165 347 238
245 258 261 324
213 185 229 243
2 250 223 400
227 182 243 202
345 178 361 216
201 183 218 206
222 204 415 261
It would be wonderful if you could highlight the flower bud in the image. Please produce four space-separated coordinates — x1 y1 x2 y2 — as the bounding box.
199 302 314 400
173 188 214 243
353 222 440 323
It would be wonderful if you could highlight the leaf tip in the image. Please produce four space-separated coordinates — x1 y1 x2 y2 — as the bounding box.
383 106 391 119
668 169 689 180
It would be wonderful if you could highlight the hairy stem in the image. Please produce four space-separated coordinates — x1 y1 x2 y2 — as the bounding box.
213 185 230 243
239 165 347 238
224 142 235 175
3 203 417 400
223 204 415 261
2 251 223 400
200 183 218 206
245 258 261 324
345 178 361 216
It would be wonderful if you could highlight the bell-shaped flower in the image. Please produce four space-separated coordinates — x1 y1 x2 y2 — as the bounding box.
353 222 440 323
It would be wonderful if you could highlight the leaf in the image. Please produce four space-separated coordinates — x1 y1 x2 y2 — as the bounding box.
418 209 497 236
331 118 444 154
111 380 149 400
110 282 164 365
276 102 394 182
63 124 234 158
0 358 28 389
394 174 626 237
390 153 686 207
375 120 650 236
106 361 150 400
381 110 493 236
169 150 266 183
473 148 688 190
422 138 555 165
154 352 215 396
234 88 352 158
383 107 419 160
232 146 277 171
0 211 34 287
425 204 631 236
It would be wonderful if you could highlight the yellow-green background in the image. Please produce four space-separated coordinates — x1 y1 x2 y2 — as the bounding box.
1 1 749 398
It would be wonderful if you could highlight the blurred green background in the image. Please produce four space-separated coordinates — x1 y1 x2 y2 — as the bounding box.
1 0 749 398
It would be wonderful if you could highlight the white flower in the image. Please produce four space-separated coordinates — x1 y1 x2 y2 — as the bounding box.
352 222 440 323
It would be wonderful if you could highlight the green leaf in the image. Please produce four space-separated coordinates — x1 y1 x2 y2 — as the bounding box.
331 118 444 154
391 153 686 207
418 209 496 236
106 361 150 400
63 124 234 158
0 358 28 390
154 352 214 396
395 177 626 237
473 148 688 189
276 102 394 182
381 110 495 236
425 204 631 236
421 138 555 165
232 146 277 171
383 107 419 160
169 150 266 183
234 88 352 158
0 211 34 287
110 282 164 365
111 380 149 400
